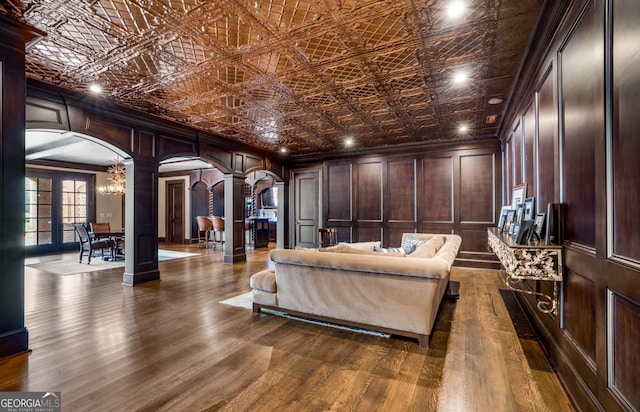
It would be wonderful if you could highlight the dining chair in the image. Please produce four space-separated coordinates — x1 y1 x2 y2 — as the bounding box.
89 222 110 239
89 222 124 259
72 223 113 264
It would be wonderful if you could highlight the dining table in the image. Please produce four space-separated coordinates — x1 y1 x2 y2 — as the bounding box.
94 230 125 261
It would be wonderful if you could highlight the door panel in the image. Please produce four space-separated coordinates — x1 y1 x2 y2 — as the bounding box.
167 180 184 244
294 171 319 247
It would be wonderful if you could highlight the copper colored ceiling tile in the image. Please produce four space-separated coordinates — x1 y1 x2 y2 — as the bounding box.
8 0 543 157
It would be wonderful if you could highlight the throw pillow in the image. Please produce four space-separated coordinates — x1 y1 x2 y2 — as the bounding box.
401 234 427 254
373 246 406 254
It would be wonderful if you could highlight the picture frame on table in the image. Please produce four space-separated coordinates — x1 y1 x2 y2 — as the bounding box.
514 203 525 225
498 205 511 232
511 183 527 209
516 219 535 244
504 209 516 234
510 222 520 237
532 213 546 241
523 197 536 220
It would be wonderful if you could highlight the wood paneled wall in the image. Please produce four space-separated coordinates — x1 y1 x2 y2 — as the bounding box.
312 142 501 267
501 0 640 410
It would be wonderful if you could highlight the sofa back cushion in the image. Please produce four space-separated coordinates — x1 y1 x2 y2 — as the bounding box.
337 241 381 251
410 236 445 258
321 243 406 257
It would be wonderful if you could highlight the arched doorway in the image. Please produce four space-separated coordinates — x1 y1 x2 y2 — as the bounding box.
25 129 130 256
190 181 209 239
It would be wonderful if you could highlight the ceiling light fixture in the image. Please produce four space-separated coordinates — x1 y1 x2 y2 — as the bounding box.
448 2 465 18
345 138 354 146
280 147 287 153
89 84 102 93
488 97 504 105
458 125 468 133
453 72 468 84
97 158 126 195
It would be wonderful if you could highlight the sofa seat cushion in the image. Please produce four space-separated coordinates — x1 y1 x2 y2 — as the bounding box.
250 268 277 292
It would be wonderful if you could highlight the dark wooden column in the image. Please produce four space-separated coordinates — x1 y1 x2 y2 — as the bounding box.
122 158 161 285
223 173 246 263
0 15 44 358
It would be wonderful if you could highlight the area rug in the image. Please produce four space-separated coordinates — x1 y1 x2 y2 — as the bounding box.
220 291 391 338
27 249 199 276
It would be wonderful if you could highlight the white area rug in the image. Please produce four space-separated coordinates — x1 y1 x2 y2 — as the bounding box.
27 249 199 276
220 291 391 338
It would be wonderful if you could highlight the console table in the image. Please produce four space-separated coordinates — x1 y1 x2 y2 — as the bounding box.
487 227 563 315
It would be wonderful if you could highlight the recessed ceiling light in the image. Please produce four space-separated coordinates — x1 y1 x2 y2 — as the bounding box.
89 84 102 93
345 138 354 146
453 71 467 84
280 147 287 153
458 125 468 132
448 2 465 18
488 97 504 105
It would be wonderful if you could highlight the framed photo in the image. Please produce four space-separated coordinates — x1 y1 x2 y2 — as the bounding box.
498 205 511 232
510 222 520 237
533 213 545 239
516 219 535 244
504 209 516 233
523 197 536 220
511 183 527 209
514 203 525 224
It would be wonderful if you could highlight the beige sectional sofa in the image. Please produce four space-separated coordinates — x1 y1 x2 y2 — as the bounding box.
250 233 462 347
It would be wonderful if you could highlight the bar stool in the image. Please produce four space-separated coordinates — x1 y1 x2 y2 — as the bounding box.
318 228 337 248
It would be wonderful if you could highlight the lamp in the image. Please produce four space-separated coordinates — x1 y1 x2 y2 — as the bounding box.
97 159 126 195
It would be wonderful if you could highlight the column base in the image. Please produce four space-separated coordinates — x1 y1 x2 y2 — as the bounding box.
224 253 247 263
122 270 161 286
0 328 29 359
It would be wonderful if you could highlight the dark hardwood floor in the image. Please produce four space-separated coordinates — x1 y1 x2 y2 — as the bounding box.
2 244 574 411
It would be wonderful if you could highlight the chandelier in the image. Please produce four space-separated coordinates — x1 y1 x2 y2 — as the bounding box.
97 159 126 195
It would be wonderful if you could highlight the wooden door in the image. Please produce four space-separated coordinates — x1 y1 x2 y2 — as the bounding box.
166 180 184 244
293 170 319 247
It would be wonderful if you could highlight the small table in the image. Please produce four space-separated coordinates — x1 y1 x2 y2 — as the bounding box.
94 231 125 261
487 227 563 315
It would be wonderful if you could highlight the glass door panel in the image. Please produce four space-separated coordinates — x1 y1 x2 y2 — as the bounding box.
61 179 88 244
25 177 53 247
25 172 92 255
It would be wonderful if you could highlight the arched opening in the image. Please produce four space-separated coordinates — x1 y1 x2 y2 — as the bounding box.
25 129 131 256
245 170 284 250
190 181 209 239
211 181 225 217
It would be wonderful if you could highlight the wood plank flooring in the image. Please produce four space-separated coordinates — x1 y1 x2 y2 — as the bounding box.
2 244 575 411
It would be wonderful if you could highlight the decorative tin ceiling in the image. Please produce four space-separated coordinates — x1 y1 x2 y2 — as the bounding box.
4 0 542 157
